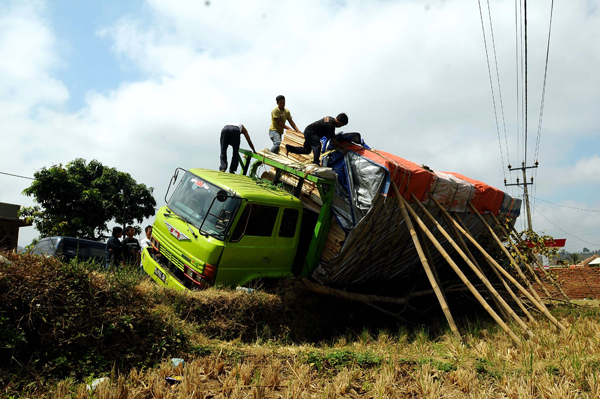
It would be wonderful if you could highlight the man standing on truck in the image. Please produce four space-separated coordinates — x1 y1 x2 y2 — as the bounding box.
285 113 349 166
220 123 257 173
105 226 125 269
269 95 302 154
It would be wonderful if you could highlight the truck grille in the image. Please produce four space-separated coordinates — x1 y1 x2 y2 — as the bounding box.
157 246 198 290
161 247 184 270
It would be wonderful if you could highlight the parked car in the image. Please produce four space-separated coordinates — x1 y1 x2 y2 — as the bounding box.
31 236 106 263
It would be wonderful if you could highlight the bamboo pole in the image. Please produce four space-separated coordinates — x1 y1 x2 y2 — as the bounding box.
298 278 476 304
390 182 462 341
488 213 555 299
413 219 452 314
445 206 566 331
409 195 533 338
503 219 571 301
438 206 509 322
466 202 550 313
393 193 521 344
450 213 539 326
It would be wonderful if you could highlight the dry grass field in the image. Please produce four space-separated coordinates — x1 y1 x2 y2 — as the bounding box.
2 252 600 398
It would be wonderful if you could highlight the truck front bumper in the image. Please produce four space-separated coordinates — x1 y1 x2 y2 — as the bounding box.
141 247 187 290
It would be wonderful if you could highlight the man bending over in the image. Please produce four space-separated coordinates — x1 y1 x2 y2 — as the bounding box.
286 113 348 166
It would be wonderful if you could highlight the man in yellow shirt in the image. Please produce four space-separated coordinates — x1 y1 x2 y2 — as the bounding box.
269 95 302 153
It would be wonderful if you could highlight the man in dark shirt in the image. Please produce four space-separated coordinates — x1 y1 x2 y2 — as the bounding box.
105 226 125 269
285 113 349 166
122 226 142 266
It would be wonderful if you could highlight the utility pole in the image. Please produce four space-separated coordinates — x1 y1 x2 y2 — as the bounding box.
505 161 538 231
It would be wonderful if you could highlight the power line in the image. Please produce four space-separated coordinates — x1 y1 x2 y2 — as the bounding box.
486 0 511 170
532 0 555 226
524 0 529 166
532 197 600 213
477 0 507 182
534 207 600 249
0 171 34 180
534 0 555 163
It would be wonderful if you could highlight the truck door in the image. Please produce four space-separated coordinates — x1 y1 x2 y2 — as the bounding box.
271 208 301 277
217 203 279 285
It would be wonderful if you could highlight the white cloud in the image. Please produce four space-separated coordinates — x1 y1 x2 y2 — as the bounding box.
2 0 600 250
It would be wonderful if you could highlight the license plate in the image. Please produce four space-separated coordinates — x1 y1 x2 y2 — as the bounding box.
154 267 166 282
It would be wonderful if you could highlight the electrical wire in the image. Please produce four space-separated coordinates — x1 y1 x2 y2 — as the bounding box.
532 197 600 213
534 0 555 164
524 0 529 167
477 0 507 182
534 207 600 248
0 171 34 180
486 0 512 174
532 0 555 227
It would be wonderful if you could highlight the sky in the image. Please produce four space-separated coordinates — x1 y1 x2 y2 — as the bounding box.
1 0 599 253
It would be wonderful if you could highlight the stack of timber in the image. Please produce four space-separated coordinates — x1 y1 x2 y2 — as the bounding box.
253 129 571 344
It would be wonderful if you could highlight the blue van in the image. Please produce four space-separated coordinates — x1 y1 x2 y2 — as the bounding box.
31 236 106 263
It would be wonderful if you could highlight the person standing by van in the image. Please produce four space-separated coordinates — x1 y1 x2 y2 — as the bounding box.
219 123 257 173
105 226 125 269
122 226 142 266
269 95 302 154
140 225 152 250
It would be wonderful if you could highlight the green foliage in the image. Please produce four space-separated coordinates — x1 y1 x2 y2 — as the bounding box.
509 225 560 264
19 158 156 239
570 252 582 265
305 350 382 372
0 253 188 381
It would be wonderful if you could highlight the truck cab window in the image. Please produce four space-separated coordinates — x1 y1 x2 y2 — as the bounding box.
230 204 279 241
279 209 299 238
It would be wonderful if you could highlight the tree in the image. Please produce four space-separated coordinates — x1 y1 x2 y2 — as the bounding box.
583 247 590 253
19 159 157 240
570 253 581 265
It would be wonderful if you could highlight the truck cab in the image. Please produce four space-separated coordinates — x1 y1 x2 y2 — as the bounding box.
142 168 309 289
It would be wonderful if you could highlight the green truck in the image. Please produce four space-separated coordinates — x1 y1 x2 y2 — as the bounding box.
141 149 335 290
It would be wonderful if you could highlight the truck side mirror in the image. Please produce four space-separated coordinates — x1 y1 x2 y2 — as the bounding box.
216 189 228 202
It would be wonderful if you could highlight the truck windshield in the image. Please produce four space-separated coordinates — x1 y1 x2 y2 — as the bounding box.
167 172 241 239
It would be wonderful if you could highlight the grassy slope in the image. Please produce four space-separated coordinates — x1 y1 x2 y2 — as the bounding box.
2 252 600 398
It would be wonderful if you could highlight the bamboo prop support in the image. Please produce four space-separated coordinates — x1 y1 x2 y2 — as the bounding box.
438 206 510 321
413 220 452 312
466 202 550 313
298 278 476 305
503 218 571 301
409 195 533 338
488 213 556 300
390 182 462 341
450 213 538 326
446 207 566 331
397 197 521 344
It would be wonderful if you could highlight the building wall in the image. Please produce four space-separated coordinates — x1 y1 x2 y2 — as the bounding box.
0 202 29 251
533 268 600 299
0 221 19 250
